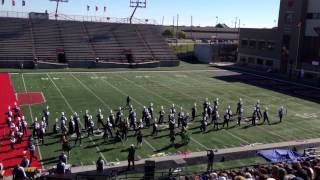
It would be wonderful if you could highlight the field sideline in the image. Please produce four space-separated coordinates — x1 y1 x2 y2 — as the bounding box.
10 66 320 168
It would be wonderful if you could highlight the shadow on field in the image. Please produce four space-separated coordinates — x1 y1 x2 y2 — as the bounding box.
154 143 186 153
98 147 115 153
44 140 60 146
153 134 169 139
213 74 320 103
41 156 57 165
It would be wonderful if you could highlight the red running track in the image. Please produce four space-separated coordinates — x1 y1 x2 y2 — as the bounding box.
0 73 42 176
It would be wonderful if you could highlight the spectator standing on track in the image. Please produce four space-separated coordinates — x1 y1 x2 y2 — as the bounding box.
12 164 26 180
207 149 215 172
127 144 135 170
56 160 66 175
96 157 105 173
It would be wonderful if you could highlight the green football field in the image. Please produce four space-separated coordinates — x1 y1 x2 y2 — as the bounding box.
10 64 320 168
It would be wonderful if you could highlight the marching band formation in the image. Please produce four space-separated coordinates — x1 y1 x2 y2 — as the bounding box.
5 96 287 158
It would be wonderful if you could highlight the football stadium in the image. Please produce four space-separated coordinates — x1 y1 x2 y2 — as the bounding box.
0 0 320 179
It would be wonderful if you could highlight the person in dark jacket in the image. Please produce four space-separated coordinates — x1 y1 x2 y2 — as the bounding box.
127 144 135 170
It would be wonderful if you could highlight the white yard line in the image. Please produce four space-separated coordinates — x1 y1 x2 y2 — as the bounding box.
139 76 251 147
118 75 172 105
96 73 157 152
21 74 44 169
70 73 112 110
46 73 108 163
10 69 227 75
144 139 156 152
117 75 211 151
167 74 291 141
40 91 47 104
190 137 209 150
223 130 250 144
71 73 157 152
10 68 320 91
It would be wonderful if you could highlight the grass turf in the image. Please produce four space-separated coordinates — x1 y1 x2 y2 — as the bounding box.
9 63 320 168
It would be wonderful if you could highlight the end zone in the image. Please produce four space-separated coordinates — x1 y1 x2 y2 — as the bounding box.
16 92 46 106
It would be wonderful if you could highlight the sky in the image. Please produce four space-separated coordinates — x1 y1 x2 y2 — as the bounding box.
0 0 280 28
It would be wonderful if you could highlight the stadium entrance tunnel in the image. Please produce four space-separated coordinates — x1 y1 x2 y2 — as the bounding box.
57 52 67 63
16 92 46 106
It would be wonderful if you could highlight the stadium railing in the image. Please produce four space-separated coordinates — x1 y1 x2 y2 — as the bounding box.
0 10 157 25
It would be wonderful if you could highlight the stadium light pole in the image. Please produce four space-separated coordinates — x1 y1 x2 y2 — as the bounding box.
49 0 68 19
129 0 146 24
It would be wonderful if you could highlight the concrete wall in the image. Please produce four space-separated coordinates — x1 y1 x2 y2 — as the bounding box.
36 62 68 69
68 61 95 68
0 60 179 69
159 60 180 67
194 44 213 64
0 60 34 69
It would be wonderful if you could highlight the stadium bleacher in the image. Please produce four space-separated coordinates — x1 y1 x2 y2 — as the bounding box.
0 18 33 61
0 17 179 68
